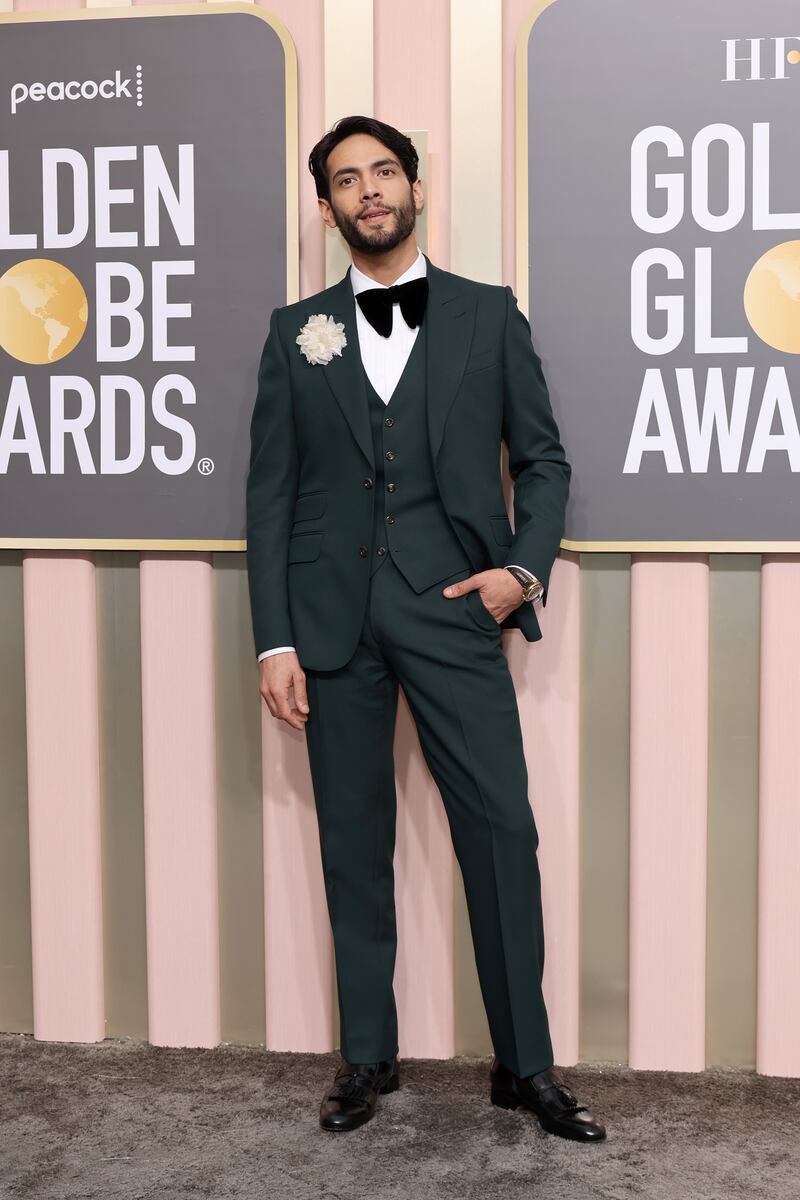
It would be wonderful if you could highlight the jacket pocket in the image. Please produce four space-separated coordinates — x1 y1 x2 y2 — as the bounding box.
293 491 327 522
463 348 498 375
465 587 500 632
489 515 513 546
287 531 324 563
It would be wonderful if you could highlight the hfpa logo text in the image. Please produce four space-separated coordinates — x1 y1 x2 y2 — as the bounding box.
722 37 800 81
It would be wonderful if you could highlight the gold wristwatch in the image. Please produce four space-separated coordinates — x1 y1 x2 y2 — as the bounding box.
504 564 544 604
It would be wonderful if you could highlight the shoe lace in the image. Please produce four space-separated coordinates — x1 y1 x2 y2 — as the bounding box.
531 1074 584 1112
553 1083 582 1109
332 1069 374 1099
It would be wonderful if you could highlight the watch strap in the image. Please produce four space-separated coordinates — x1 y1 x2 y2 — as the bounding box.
505 564 544 604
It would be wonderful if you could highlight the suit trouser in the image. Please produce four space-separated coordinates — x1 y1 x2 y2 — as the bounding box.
302 552 555 1079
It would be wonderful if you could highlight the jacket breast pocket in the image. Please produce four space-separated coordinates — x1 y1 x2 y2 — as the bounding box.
287 531 324 563
489 515 513 546
463 348 499 375
293 491 327 523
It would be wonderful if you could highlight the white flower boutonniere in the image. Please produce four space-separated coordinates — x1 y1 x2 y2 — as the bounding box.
296 313 347 365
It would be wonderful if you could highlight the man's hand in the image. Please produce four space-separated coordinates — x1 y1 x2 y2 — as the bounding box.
259 650 309 730
442 569 525 624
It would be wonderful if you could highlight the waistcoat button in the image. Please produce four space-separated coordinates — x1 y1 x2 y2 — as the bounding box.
377 546 386 555
387 483 396 492
384 416 394 427
359 546 368 557
385 450 395 460
363 478 373 488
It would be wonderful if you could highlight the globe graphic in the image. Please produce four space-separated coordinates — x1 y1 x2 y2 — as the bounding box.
0 258 88 365
743 240 800 355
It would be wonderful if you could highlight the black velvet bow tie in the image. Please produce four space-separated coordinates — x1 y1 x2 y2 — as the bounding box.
355 276 429 338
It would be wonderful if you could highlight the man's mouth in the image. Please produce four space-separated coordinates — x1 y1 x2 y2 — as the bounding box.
361 209 391 223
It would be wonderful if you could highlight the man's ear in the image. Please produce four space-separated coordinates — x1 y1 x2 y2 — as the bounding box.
318 197 337 230
412 178 425 213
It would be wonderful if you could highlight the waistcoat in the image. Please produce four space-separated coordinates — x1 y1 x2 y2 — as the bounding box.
364 316 472 590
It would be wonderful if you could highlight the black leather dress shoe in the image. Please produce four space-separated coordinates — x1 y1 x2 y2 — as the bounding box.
319 1056 400 1131
489 1058 606 1142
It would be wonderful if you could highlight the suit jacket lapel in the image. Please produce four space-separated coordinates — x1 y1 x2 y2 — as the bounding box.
423 255 477 464
323 269 374 471
320 253 477 472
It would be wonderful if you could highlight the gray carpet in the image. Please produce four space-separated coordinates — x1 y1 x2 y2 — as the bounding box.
1 1032 798 1199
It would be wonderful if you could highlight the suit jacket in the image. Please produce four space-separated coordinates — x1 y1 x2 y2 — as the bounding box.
246 253 571 672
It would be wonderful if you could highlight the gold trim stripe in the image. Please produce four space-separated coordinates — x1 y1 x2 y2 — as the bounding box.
0 539 246 550
3 537 799 552
563 540 800 553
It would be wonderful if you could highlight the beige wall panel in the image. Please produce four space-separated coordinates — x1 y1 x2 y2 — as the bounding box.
0 552 33 1033
96 551 148 1040
324 0 374 284
450 0 505 1057
213 553 266 1046
453 875 492 1057
706 555 760 1069
450 0 502 283
579 553 630 1064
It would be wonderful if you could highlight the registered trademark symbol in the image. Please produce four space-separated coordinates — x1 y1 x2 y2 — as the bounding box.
198 458 215 475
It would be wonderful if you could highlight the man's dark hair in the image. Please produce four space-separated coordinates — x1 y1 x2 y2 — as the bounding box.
308 116 419 204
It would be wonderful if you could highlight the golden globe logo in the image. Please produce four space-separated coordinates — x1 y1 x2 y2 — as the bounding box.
0 259 88 364
0 143 199 477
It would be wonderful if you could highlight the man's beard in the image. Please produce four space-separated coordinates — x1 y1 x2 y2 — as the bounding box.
330 189 417 254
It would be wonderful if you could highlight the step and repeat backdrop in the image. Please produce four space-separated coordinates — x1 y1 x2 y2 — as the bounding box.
521 0 800 548
3 0 797 550
0 3 295 547
1 0 798 1082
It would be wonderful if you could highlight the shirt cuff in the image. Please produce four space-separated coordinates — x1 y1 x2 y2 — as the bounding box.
257 646 296 661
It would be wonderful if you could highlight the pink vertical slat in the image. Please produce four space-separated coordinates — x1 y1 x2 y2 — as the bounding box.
375 0 455 1059
23 553 105 1042
629 556 709 1070
502 0 583 1067
140 554 220 1047
253 0 331 1052
128 0 223 1052
757 556 800 1077
15 0 104 1054
375 0 451 268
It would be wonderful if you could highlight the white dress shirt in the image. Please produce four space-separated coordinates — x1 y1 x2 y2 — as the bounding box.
257 248 538 662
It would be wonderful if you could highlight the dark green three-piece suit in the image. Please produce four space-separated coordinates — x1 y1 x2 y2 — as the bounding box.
246 253 571 1078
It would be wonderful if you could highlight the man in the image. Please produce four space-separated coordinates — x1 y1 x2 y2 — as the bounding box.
246 115 606 1143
